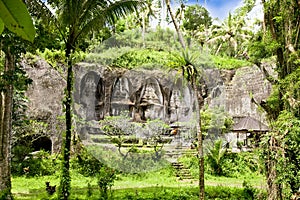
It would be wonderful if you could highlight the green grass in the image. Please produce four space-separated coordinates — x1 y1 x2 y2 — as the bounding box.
204 174 266 189
12 166 266 200
211 55 252 70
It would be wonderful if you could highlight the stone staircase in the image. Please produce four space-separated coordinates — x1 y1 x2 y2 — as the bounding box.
171 161 193 180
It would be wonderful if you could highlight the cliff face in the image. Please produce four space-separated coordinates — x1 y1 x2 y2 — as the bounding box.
204 65 273 123
73 63 197 124
23 59 273 152
22 58 66 152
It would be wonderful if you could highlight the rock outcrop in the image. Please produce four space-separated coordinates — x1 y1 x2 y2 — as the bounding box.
23 58 273 152
204 65 273 123
73 63 197 124
22 58 66 152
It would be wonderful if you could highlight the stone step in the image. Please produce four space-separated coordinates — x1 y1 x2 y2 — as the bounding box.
171 162 193 180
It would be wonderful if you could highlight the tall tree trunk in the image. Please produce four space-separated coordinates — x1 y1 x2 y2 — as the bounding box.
0 49 14 200
192 76 204 200
266 136 282 200
261 2 288 199
165 0 186 49
59 44 73 200
142 13 146 48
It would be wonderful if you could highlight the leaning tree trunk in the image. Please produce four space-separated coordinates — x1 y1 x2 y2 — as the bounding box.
192 76 205 200
165 0 186 49
0 49 15 200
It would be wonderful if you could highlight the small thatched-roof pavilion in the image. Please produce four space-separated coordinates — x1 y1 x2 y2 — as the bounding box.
233 116 269 133
227 116 269 151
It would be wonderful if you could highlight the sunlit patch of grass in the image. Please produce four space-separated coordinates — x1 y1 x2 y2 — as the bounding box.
211 55 252 70
205 173 266 189
12 165 266 199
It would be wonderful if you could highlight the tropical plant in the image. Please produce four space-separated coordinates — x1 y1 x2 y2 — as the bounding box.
0 0 35 41
200 107 233 140
207 0 255 57
0 1 35 199
183 4 212 47
207 13 250 57
248 0 300 198
134 0 159 46
97 166 116 200
164 0 186 48
206 140 227 176
25 0 143 199
170 48 205 199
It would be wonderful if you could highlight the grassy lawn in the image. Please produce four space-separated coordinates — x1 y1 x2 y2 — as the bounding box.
12 167 266 200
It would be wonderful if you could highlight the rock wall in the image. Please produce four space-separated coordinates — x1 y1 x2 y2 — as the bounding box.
204 65 273 123
22 58 66 152
23 59 273 151
73 63 197 124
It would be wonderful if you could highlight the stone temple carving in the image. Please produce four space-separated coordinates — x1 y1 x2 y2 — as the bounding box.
75 70 197 124
77 71 105 121
138 77 165 121
169 79 193 123
79 71 98 121
110 77 133 116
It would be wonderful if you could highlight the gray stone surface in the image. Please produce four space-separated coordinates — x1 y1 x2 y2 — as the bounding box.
23 58 274 154
73 64 197 124
22 58 66 152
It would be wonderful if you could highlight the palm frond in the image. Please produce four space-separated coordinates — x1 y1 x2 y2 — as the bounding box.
25 0 55 25
103 0 144 24
77 0 144 41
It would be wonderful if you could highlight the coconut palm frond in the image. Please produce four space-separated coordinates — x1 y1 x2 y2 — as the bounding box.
102 0 144 25
75 0 144 43
25 0 56 25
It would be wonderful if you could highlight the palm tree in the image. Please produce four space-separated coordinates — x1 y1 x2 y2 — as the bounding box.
171 49 205 200
25 1 143 199
132 0 158 47
206 140 227 176
207 12 252 57
164 0 186 48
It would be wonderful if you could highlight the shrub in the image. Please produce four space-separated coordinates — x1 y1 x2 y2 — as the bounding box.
242 180 256 200
221 151 262 177
71 148 103 177
206 140 227 176
179 150 262 178
18 150 59 177
97 166 116 200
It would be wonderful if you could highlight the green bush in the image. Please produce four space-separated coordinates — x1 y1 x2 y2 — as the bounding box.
221 151 262 177
179 150 262 178
11 144 34 176
71 148 103 177
111 49 172 70
97 166 116 200
206 140 227 176
178 154 199 178
17 150 59 177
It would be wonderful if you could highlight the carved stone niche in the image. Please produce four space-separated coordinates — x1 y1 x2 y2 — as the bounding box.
169 79 193 123
110 76 133 116
137 77 165 121
78 71 105 121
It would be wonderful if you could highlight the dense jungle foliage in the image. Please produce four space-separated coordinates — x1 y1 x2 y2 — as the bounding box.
0 0 299 199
